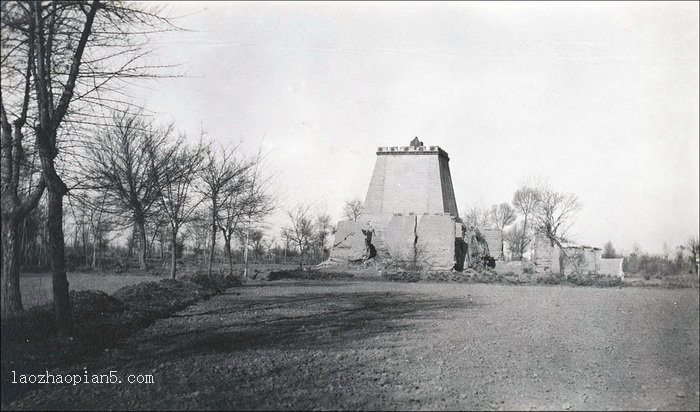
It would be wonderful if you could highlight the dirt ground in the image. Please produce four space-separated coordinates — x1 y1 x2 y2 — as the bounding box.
7 280 699 411
19 272 163 309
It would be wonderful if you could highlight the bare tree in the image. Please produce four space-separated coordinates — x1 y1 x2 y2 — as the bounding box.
533 187 582 247
462 205 491 231
490 202 517 257
239 149 275 278
86 111 175 270
217 159 254 276
184 210 210 265
503 225 526 260
156 140 205 278
1 86 45 317
512 186 541 259
1 0 178 332
199 144 250 276
490 203 517 231
342 197 363 222
236 229 265 262
70 189 114 269
281 205 314 271
315 212 333 262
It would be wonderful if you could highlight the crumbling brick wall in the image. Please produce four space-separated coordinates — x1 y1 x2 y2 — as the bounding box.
598 258 624 278
482 229 504 260
329 220 373 262
416 214 457 271
384 215 417 264
533 235 561 275
377 213 459 271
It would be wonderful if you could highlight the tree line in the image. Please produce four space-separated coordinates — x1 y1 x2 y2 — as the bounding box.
463 181 582 259
0 1 274 335
463 182 699 277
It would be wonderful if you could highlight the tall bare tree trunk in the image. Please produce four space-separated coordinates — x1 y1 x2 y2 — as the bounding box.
520 215 529 260
223 233 234 276
170 226 178 279
91 241 97 269
208 198 217 276
299 245 304 271
135 216 147 270
47 188 72 335
83 226 89 266
1 217 23 316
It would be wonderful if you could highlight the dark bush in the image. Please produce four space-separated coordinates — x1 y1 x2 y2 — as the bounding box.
112 279 214 315
382 270 421 282
267 270 353 281
424 270 473 283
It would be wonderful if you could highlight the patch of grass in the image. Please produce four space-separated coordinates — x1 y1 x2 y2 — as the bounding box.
535 272 623 287
382 270 421 283
267 270 354 281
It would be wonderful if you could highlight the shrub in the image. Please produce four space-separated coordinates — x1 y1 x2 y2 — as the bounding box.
267 270 353 281
382 270 421 282
424 271 472 283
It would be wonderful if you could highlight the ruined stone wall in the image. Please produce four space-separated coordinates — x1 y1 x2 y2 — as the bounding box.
382 213 458 270
533 235 561 275
561 247 601 276
482 229 504 260
329 220 372 262
416 214 457 271
384 215 417 263
598 258 624 278
561 247 587 276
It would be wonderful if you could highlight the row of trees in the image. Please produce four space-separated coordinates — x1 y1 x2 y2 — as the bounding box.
0 1 275 336
2 0 168 330
608 238 700 277
463 182 582 259
80 110 273 278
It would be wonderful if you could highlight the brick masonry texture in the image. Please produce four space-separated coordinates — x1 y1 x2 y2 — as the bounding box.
361 149 458 226
598 258 624 278
482 229 504 260
534 235 561 275
385 215 417 263
330 143 462 270
416 214 457 271
329 220 370 262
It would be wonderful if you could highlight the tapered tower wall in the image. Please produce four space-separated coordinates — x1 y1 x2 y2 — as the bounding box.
360 145 459 226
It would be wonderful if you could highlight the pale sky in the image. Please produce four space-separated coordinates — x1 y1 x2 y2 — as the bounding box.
133 1 698 254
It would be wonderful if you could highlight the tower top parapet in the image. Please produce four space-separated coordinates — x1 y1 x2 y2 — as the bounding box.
376 143 449 160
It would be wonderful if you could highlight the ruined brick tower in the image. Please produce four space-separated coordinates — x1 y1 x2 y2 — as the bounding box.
360 137 459 224
329 138 466 271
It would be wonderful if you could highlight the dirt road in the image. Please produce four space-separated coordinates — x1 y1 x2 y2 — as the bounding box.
8 281 700 410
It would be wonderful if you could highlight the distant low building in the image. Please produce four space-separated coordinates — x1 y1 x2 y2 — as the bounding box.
533 235 624 278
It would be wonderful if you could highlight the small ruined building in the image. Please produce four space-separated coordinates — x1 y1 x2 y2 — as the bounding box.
330 138 476 271
533 235 624 278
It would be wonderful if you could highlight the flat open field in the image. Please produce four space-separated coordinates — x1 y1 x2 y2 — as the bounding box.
19 272 163 309
8 280 699 411
18 263 297 309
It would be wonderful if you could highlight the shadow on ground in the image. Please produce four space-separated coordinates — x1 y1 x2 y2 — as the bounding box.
7 282 478 410
123 285 476 366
